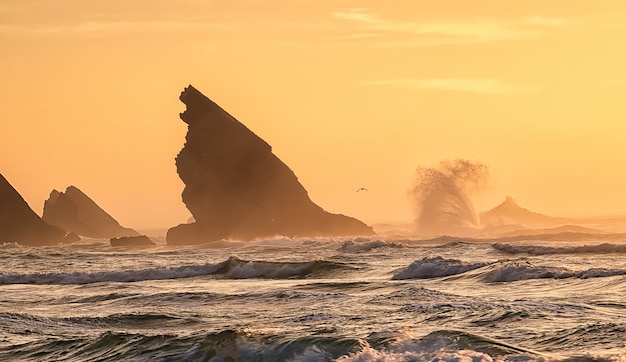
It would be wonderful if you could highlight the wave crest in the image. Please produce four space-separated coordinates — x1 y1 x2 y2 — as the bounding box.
493 242 626 255
392 257 489 280
0 257 352 285
475 262 626 283
339 239 403 253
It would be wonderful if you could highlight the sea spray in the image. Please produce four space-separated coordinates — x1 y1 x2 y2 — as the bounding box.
410 159 489 236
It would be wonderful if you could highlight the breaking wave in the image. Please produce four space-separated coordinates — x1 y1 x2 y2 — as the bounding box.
339 239 403 253
493 242 626 255
478 262 626 283
0 257 353 285
0 327 592 362
393 257 626 283
392 257 489 280
339 330 549 361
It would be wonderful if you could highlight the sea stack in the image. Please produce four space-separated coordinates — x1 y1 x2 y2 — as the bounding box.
479 196 558 227
0 173 66 245
166 85 374 244
43 186 139 238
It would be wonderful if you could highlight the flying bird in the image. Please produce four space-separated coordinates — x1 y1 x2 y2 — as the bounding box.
356 187 368 192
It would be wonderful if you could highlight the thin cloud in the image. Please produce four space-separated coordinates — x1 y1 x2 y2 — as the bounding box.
332 8 382 23
361 78 538 94
332 8 570 44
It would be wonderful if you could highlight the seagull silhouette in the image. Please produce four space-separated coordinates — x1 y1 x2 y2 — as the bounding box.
356 187 368 192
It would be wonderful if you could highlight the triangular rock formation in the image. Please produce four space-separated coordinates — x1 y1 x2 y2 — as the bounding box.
0 173 66 245
43 186 139 238
167 85 374 244
479 196 558 227
110 235 155 246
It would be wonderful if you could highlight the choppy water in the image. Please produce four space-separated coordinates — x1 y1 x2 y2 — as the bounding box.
1 234 626 361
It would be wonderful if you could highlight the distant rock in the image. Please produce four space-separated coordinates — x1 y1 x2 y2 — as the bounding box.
43 186 139 238
0 173 66 245
167 85 374 244
62 232 82 244
110 235 155 246
479 197 561 227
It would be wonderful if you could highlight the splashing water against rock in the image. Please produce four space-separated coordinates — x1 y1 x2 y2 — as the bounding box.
410 159 489 236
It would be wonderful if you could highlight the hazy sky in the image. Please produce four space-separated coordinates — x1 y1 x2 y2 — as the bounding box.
1 0 625 229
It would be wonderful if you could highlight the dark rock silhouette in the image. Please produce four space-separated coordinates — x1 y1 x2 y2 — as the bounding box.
167 85 374 244
0 173 66 245
110 235 155 246
43 186 139 238
479 197 561 227
62 232 82 244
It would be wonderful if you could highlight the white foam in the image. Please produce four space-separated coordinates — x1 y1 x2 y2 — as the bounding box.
392 257 489 280
0 260 228 285
493 243 626 255
340 239 403 253
484 263 626 283
335 343 494 362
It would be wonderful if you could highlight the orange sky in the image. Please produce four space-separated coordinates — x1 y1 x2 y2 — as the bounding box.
1 1 625 229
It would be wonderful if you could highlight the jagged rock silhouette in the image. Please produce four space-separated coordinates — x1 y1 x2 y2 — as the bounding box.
167 85 374 244
43 186 139 238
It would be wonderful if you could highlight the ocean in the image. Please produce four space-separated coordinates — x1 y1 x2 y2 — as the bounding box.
1 231 626 361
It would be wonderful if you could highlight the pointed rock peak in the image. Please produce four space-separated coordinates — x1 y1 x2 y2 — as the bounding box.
180 84 212 104
178 84 223 126
181 84 200 98
501 196 521 208
47 189 61 203
487 196 531 214
64 186 95 204
65 185 84 195
504 196 516 204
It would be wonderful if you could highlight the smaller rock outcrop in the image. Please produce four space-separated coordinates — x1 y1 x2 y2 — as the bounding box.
62 232 82 244
479 197 560 227
43 186 139 238
110 235 155 246
0 173 66 245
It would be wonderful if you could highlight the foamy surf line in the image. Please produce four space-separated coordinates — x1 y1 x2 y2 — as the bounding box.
393 257 626 282
339 239 404 252
481 263 626 282
0 257 352 285
392 256 489 280
493 242 626 255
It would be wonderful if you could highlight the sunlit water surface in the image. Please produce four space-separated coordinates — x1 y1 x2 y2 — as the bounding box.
1 236 626 361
